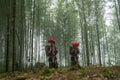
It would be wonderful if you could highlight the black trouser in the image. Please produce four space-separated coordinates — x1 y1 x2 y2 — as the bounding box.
48 56 58 68
71 56 78 66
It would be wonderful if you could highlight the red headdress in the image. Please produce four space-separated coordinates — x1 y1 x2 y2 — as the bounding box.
48 38 55 43
71 42 80 47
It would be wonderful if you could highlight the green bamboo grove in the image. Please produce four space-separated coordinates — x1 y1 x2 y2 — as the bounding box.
0 0 120 73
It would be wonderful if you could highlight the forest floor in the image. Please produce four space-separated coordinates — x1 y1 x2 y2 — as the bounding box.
0 66 120 80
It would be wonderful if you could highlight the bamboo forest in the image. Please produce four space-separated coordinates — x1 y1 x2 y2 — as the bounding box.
0 0 120 80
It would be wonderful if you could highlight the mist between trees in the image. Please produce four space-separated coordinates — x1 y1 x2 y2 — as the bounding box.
0 0 120 73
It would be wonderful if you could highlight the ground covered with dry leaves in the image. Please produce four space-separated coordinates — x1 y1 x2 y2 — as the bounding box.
0 66 120 80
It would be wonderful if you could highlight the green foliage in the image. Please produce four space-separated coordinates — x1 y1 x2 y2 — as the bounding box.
0 71 20 79
79 67 87 76
42 68 56 77
0 72 10 78
60 67 70 73
103 67 120 79
103 68 111 78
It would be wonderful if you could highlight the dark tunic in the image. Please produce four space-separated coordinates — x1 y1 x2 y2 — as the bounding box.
70 46 79 66
45 44 58 68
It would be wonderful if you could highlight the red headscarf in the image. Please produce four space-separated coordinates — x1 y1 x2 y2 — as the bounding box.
48 38 55 43
71 42 80 47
